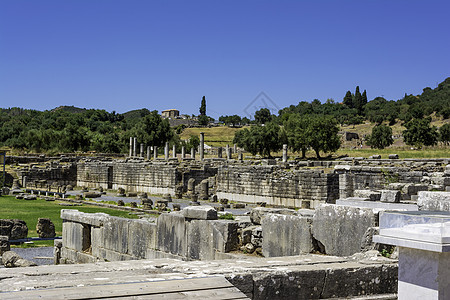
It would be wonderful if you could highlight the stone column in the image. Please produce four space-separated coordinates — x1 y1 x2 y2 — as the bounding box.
233 144 237 154
129 137 133 157
282 144 288 163
238 152 243 161
226 144 231 160
153 146 158 160
133 137 137 157
140 143 144 158
338 172 354 199
172 145 176 158
199 132 204 161
181 146 186 159
22 176 27 188
164 142 169 160
147 146 151 160
217 147 222 158
191 148 195 159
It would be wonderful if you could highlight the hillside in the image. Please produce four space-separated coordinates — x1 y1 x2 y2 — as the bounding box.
50 106 86 113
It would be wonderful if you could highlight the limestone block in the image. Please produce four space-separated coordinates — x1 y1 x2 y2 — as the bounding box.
36 218 56 238
0 236 10 254
354 190 382 201
241 225 259 245
61 210 107 227
312 204 375 256
128 220 156 259
262 214 314 257
181 205 217 220
0 219 28 240
2 251 37 268
62 221 84 251
209 220 239 253
102 217 130 254
250 207 297 225
156 212 186 257
418 191 450 211
380 190 401 203
186 220 213 260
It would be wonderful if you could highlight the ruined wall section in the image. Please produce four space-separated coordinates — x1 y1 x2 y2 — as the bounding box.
16 163 77 187
77 160 218 195
216 165 338 208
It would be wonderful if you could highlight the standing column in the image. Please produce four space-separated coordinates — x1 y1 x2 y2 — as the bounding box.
191 148 195 159
133 137 137 157
140 143 144 158
181 146 186 159
217 147 222 158
172 145 176 158
153 146 158 160
200 132 204 161
282 144 288 163
147 146 151 160
226 144 231 160
233 144 237 154
165 142 169 160
129 137 133 157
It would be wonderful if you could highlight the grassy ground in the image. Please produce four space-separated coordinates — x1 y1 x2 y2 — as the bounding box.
0 195 139 246
180 126 243 147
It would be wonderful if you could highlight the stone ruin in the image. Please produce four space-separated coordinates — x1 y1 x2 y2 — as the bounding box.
1 153 450 298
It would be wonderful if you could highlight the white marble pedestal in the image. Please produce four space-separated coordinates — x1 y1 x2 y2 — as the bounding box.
374 211 450 300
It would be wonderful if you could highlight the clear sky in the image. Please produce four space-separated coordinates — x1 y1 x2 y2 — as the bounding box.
1 1 449 119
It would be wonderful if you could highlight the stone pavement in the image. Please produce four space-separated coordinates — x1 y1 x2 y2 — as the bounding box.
0 254 398 299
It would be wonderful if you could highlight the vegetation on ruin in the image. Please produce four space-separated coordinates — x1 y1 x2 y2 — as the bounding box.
0 195 139 246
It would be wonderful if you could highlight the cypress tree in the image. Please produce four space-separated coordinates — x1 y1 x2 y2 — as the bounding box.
343 91 353 108
199 96 206 116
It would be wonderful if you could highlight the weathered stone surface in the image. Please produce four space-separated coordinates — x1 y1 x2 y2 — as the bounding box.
2 251 37 268
0 219 28 240
262 214 314 257
23 194 37 200
418 191 450 211
354 190 381 201
156 212 186 257
380 190 401 203
360 226 380 252
0 235 10 254
128 220 156 259
181 205 218 220
389 154 399 159
312 204 375 256
83 191 102 198
36 218 56 238
250 207 296 225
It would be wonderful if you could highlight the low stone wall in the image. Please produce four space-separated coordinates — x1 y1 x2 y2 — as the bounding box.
16 163 77 188
59 208 239 264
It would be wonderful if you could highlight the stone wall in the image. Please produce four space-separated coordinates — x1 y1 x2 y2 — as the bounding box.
216 165 339 208
76 160 218 195
59 208 239 264
16 163 77 187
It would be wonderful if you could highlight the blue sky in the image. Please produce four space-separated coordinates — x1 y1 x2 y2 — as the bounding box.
1 1 449 119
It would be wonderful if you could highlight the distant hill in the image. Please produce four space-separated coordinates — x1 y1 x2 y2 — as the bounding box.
51 105 86 113
122 108 151 120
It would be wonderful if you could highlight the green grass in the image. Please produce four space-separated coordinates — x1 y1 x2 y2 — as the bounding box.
0 195 139 242
180 126 243 147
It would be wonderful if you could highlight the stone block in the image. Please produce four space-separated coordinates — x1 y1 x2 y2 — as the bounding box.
61 210 107 227
262 214 314 257
418 191 450 211
389 154 399 159
210 220 239 253
250 207 297 225
62 221 84 251
312 204 375 256
128 220 157 259
0 219 28 240
354 190 382 201
186 219 213 260
181 205 217 220
36 218 56 238
156 212 186 257
380 190 401 203
0 236 10 255
102 217 130 253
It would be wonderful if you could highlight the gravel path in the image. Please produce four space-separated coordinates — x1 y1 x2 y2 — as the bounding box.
1 247 54 267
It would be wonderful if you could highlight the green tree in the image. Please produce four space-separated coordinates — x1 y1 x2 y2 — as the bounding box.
283 114 309 158
130 110 173 147
233 121 284 157
305 116 341 159
366 124 394 149
343 91 353 108
254 108 271 124
199 96 206 116
403 118 438 148
439 123 450 145
198 115 209 126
